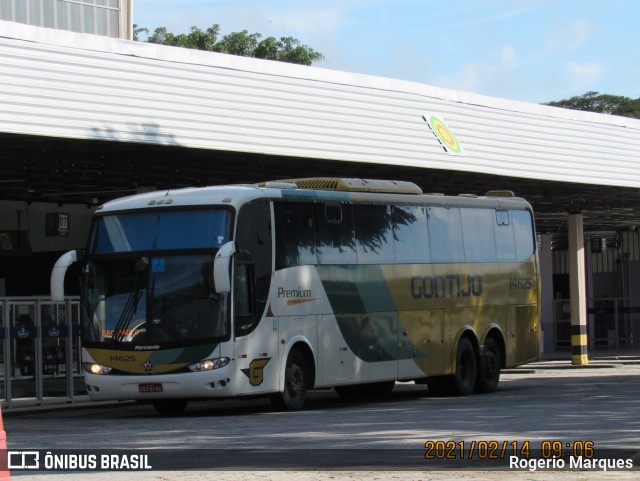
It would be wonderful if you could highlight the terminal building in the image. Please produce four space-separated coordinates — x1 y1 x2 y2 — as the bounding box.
1 1 639 407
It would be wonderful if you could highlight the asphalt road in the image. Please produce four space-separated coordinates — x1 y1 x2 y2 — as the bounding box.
4 358 640 480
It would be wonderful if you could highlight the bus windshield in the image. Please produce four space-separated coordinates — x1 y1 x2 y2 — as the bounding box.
82 254 230 347
91 209 232 253
82 209 233 348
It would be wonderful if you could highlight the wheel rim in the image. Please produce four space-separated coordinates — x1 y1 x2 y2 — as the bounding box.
484 350 499 380
287 363 304 397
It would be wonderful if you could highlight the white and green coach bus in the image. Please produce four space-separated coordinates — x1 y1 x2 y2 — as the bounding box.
51 178 539 414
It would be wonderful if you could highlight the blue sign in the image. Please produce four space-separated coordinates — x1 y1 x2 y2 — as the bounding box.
11 325 37 339
152 258 165 273
43 325 69 338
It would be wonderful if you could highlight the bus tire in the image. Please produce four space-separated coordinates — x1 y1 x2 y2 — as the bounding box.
452 337 477 396
475 336 501 393
272 348 308 411
152 399 188 415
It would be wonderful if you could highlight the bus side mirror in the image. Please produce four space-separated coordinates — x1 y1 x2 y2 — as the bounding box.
213 241 236 294
51 250 79 301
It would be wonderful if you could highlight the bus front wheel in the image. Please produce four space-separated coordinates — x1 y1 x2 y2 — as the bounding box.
271 348 308 411
452 337 476 396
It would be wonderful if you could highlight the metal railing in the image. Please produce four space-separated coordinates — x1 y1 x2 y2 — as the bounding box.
0 296 87 408
553 297 640 351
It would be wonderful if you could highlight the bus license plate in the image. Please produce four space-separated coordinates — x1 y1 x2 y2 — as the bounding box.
139 383 163 393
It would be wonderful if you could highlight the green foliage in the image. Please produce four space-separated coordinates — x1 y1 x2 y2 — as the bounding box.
133 24 324 66
544 91 640 119
216 30 261 57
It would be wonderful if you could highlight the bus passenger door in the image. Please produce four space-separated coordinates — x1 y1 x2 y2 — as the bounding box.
361 312 397 382
232 261 279 395
232 200 277 394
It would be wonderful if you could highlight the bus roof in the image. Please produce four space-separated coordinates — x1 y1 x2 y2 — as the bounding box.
96 178 532 214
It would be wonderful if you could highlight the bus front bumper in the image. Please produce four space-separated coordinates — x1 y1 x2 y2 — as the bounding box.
83 367 236 401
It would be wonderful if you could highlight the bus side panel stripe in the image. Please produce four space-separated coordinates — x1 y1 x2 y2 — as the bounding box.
354 265 398 313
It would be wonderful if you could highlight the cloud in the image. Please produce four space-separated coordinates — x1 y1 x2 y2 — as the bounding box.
432 44 519 94
434 5 537 31
500 46 517 66
542 19 593 58
265 7 354 35
567 62 606 89
259 0 387 36
435 18 599 98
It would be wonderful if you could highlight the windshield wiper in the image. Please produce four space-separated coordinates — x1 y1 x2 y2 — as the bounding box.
112 288 144 345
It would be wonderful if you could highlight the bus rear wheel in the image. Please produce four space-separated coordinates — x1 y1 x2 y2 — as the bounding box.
271 348 308 411
475 336 501 393
452 337 477 396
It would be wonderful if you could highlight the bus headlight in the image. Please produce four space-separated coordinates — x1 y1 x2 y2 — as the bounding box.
188 357 230 372
83 363 112 375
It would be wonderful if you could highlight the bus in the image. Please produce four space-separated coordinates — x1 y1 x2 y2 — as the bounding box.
51 178 539 414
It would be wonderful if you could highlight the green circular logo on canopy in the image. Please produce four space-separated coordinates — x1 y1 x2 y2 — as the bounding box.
426 115 463 154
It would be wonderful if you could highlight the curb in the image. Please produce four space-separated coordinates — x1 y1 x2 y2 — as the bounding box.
2 400 135 417
506 356 640 372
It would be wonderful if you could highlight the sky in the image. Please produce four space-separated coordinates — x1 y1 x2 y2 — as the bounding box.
133 0 640 104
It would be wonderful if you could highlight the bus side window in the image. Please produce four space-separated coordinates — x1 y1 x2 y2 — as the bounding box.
495 210 517 261
354 204 394 263
314 202 356 264
234 258 256 335
460 208 497 262
428 206 464 262
392 205 430 263
512 210 535 260
274 202 317 269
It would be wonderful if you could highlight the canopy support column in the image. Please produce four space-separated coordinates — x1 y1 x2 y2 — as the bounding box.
568 213 588 365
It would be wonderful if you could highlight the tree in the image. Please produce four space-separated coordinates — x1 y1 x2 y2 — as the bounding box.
133 24 324 66
216 30 261 57
543 91 640 119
